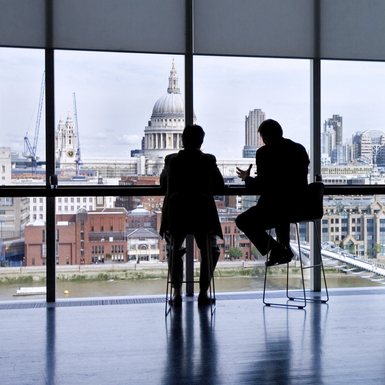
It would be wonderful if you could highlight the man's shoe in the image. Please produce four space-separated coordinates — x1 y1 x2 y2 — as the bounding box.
169 294 182 307
265 246 285 267
278 247 294 265
198 293 215 306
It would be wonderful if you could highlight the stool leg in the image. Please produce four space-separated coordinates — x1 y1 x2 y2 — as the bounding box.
262 231 272 306
300 220 329 303
205 234 216 315
165 235 175 316
286 224 307 307
263 228 306 309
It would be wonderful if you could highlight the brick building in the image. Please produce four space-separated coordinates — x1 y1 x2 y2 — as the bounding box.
24 209 129 266
117 176 164 212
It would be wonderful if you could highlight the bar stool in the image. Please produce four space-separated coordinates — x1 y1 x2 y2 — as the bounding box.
165 192 216 316
263 182 329 309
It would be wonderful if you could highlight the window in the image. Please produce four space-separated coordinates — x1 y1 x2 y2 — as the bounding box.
195 56 309 161
4 7 385 300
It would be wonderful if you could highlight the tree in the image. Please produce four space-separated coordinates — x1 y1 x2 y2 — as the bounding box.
373 243 382 257
251 246 261 259
228 247 243 260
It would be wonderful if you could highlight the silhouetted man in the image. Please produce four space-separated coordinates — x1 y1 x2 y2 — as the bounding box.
236 119 309 266
160 125 224 306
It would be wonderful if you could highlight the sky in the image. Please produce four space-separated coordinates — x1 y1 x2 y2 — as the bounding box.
2 47 385 162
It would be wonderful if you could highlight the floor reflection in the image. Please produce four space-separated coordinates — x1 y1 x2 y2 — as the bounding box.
45 306 56 385
164 303 218 384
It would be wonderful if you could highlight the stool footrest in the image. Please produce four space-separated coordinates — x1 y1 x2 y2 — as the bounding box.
302 263 323 269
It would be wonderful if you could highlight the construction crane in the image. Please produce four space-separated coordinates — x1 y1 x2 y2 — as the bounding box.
23 71 45 173
72 92 83 175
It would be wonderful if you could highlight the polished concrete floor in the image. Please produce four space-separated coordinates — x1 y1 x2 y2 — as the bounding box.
1 287 385 384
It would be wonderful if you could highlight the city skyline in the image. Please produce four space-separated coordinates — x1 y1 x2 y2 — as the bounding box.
2 48 385 161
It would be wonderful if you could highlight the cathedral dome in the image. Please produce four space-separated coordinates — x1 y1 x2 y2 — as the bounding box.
151 61 184 118
151 92 184 118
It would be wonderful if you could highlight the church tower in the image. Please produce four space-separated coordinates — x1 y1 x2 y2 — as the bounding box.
55 111 77 168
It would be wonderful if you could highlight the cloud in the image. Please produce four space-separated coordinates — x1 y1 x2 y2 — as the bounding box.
119 135 141 145
95 132 107 139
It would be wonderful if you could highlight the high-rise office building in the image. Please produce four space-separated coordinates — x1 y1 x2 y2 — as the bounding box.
325 114 343 146
243 109 265 158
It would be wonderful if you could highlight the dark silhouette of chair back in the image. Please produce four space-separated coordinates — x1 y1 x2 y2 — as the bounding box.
168 192 214 236
292 182 324 223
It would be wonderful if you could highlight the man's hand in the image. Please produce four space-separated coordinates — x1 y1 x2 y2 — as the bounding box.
236 164 252 181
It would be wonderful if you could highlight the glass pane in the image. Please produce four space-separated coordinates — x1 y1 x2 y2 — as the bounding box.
194 56 310 172
322 60 385 184
56 195 165 299
54 51 184 184
0 197 46 301
0 48 45 185
321 195 385 288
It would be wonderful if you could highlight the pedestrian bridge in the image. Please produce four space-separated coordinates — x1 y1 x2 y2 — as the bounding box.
291 241 385 284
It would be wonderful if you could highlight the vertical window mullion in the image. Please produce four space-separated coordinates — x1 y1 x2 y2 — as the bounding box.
185 0 195 296
45 46 56 302
310 58 322 292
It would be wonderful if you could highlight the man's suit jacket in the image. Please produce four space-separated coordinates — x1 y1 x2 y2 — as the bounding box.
159 149 224 239
245 137 309 200
245 137 310 220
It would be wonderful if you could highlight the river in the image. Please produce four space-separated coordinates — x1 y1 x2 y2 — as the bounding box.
0 274 382 302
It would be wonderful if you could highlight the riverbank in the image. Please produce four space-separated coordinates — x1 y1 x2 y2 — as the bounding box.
0 260 342 284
